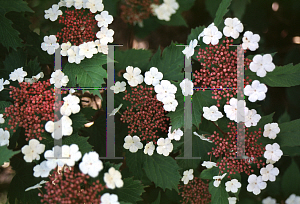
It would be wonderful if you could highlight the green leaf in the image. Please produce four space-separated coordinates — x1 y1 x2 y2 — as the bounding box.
111 177 145 204
3 46 26 75
102 0 119 16
125 150 145 179
143 152 181 191
205 0 222 19
281 159 300 197
63 133 93 155
187 26 205 44
208 180 229 204
177 0 196 11
0 146 20 166
148 43 184 81
0 0 34 13
63 53 107 98
276 118 300 147
230 0 250 20
245 63 300 87
200 167 220 180
158 12 188 27
69 112 88 133
80 107 97 121
151 191 161 204
277 109 291 124
214 0 232 27
24 57 41 78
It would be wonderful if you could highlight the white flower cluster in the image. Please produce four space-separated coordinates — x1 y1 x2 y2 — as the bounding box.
203 105 223 122
155 80 178 111
42 1 114 63
181 169 193 184
286 194 300 204
0 128 10 146
151 0 179 21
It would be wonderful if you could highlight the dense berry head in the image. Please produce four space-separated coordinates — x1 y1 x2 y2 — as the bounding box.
39 167 104 204
178 177 211 204
207 122 265 176
3 80 66 141
120 85 169 144
56 8 97 45
193 38 252 106
120 0 159 25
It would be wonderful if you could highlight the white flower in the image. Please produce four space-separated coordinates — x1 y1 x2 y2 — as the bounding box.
0 128 10 146
286 194 300 204
0 114 4 124
45 116 73 139
201 25 222 45
225 179 241 193
95 11 113 27
86 0 104 13
224 98 248 122
79 151 103 178
266 159 276 164
33 161 52 178
167 126 183 141
41 35 59 55
60 94 81 116
182 39 198 59
264 143 283 162
96 27 114 45
44 144 81 169
162 96 178 112
58 0 67 7
193 132 213 143
0 78 10 92
263 123 280 139
164 0 179 12
60 41 72 56
104 167 124 189
154 80 177 102
260 164 279 182
109 104 123 116
50 70 69 88
228 197 237 204
74 0 84 9
21 139 45 163
94 40 108 54
201 161 217 169
64 0 74 8
181 169 194 184
24 72 44 84
9 67 27 83
156 138 173 156
179 78 194 96
144 67 163 86
144 142 155 156
44 4 62 21
25 180 47 191
244 80 268 102
67 45 85 64
110 81 126 94
213 173 227 187
123 66 143 87
262 196 277 204
101 193 120 204
223 17 243 39
123 135 143 153
203 105 223 121
79 41 98 58
247 174 266 195
250 54 276 77
153 4 172 21
242 31 260 51
245 109 261 127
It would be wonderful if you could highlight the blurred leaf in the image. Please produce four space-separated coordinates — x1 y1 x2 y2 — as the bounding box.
151 191 161 204
205 0 222 19
143 152 181 191
0 146 20 166
103 0 119 16
158 12 188 27
282 159 300 197
276 118 300 147
230 0 250 20
177 0 196 12
277 109 291 123
214 0 232 27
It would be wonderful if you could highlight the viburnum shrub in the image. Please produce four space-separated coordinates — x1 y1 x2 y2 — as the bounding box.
1 0 300 204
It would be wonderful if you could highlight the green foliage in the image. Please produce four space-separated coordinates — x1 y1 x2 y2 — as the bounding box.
69 112 88 133
177 0 196 12
62 133 93 155
209 180 229 204
230 0 250 20
214 0 232 27
3 49 26 79
148 43 184 81
276 118 300 147
205 0 222 19
151 191 161 204
0 146 20 166
187 25 205 44
246 63 300 87
281 159 300 197
63 53 107 99
103 0 119 17
200 167 220 180
158 13 187 27
0 0 33 50
24 57 41 78
143 152 181 191
125 150 145 179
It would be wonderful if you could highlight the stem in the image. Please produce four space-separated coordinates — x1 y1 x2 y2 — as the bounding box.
210 120 227 136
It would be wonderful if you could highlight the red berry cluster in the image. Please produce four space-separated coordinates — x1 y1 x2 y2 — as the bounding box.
39 167 104 204
178 177 211 204
3 80 65 141
120 0 159 25
194 38 252 106
208 122 265 176
56 9 97 46
120 85 169 144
